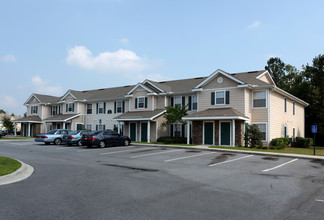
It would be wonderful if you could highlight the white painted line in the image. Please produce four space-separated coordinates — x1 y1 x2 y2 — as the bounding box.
9 143 27 146
77 146 138 153
262 158 298 172
316 199 324 202
209 155 254 167
100 148 148 155
165 152 217 162
130 149 182 158
54 147 71 150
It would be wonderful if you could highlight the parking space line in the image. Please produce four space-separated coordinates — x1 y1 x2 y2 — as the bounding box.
209 155 254 167
130 149 183 158
316 199 324 203
164 152 217 162
54 147 71 150
262 158 298 172
100 148 152 155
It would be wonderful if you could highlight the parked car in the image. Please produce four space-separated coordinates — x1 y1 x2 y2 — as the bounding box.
81 129 131 148
35 129 72 145
62 130 91 146
0 130 7 136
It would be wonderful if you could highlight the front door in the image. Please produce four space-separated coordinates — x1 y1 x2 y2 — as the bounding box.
130 123 136 141
204 122 214 145
221 122 231 145
76 124 83 131
141 123 148 142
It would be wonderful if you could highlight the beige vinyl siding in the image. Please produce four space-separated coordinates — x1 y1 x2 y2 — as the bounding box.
269 91 305 141
251 108 268 122
129 90 152 112
245 89 252 121
198 88 245 114
157 95 167 109
258 74 273 84
203 74 239 89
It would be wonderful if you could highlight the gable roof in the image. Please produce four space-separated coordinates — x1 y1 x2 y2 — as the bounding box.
24 93 61 105
127 83 154 95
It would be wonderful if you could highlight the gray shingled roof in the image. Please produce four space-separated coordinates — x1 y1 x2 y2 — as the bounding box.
44 114 80 122
114 109 165 121
231 70 271 86
13 115 42 123
34 94 61 103
183 108 248 119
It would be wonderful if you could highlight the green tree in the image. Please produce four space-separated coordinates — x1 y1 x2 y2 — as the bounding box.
10 113 15 117
0 109 6 114
246 124 263 148
2 116 14 132
161 105 188 137
265 57 286 89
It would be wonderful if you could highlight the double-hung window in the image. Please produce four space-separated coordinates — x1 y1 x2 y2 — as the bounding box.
284 98 287 113
216 91 225 105
293 102 295 115
253 91 267 108
254 123 267 141
98 102 105 114
192 95 198 110
138 97 145 109
174 96 182 107
87 104 92 114
116 101 123 113
66 103 74 112
31 105 38 114
51 105 60 115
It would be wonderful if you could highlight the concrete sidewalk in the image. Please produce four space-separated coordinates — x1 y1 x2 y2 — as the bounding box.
132 143 324 160
0 160 34 186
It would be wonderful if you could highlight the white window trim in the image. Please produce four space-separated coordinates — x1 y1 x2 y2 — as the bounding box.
284 125 288 138
203 121 215 145
31 105 38 114
98 102 105 114
138 96 145 109
253 122 267 142
215 90 226 106
86 124 92 131
116 101 123 113
252 90 267 109
191 95 198 110
75 122 83 131
66 103 74 112
87 104 92 114
293 101 295 116
172 123 183 137
174 96 182 107
284 97 287 113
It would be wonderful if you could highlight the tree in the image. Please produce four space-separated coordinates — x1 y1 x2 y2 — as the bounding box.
161 105 188 137
265 57 286 89
0 109 6 114
2 116 14 132
10 113 15 116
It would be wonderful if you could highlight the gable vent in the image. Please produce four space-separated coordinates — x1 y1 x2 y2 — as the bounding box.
159 81 166 83
248 71 258 73
194 77 203 79
124 85 130 87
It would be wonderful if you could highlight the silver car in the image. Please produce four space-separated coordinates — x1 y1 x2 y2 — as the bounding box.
35 129 72 145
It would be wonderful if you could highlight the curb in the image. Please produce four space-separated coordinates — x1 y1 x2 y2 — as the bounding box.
0 160 34 186
132 143 324 160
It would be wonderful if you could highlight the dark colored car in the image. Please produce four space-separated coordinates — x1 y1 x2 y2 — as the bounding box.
81 129 131 148
62 130 91 146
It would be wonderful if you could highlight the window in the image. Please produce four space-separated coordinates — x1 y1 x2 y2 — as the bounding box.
216 91 225 105
116 101 123 113
293 102 295 115
254 123 267 141
253 91 266 108
86 124 92 131
66 103 74 112
171 123 184 137
108 110 112 114
87 104 92 114
96 124 105 130
284 98 287 113
51 105 60 115
138 97 145 109
31 105 38 114
192 95 197 110
293 128 296 141
174 96 182 107
98 102 105 114
284 126 287 138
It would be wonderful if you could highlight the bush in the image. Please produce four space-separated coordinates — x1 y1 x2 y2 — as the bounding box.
246 124 263 148
294 137 313 148
269 145 285 150
270 137 290 150
157 136 187 144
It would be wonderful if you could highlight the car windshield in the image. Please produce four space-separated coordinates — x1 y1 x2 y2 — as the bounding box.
46 130 58 134
91 131 102 136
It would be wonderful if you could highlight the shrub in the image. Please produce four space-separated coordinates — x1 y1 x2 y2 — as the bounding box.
246 124 263 148
157 136 187 144
269 145 285 150
294 137 313 148
270 137 289 150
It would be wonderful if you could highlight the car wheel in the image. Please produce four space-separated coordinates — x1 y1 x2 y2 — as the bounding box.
67 143 73 146
87 145 92 148
124 139 130 146
99 141 105 148
45 142 50 145
77 140 82 146
54 138 62 145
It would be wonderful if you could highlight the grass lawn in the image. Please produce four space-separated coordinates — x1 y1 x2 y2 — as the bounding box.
0 157 22 176
209 146 324 156
0 136 34 140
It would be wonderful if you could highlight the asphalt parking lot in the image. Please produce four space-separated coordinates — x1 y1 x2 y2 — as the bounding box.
1 140 324 220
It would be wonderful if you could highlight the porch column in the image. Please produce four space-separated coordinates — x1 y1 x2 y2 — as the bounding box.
147 121 151 143
232 120 235 147
63 123 66 129
28 123 31 137
14 123 17 136
187 121 190 145
118 121 121 134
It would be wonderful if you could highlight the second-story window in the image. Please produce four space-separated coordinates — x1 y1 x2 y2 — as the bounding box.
66 103 74 112
174 96 182 107
87 104 92 114
115 101 124 113
284 98 287 112
293 102 295 115
253 91 266 108
97 102 105 114
138 97 145 109
192 95 197 110
216 91 225 105
31 105 38 114
51 105 60 115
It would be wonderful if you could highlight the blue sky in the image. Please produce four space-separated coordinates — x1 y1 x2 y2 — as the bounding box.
1 0 324 116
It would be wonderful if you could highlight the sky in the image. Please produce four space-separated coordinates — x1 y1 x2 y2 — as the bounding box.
1 0 324 116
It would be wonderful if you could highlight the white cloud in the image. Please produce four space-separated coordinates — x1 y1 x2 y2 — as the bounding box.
31 75 63 96
248 21 261 28
66 46 152 73
120 38 129 44
1 54 17 63
0 95 17 108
